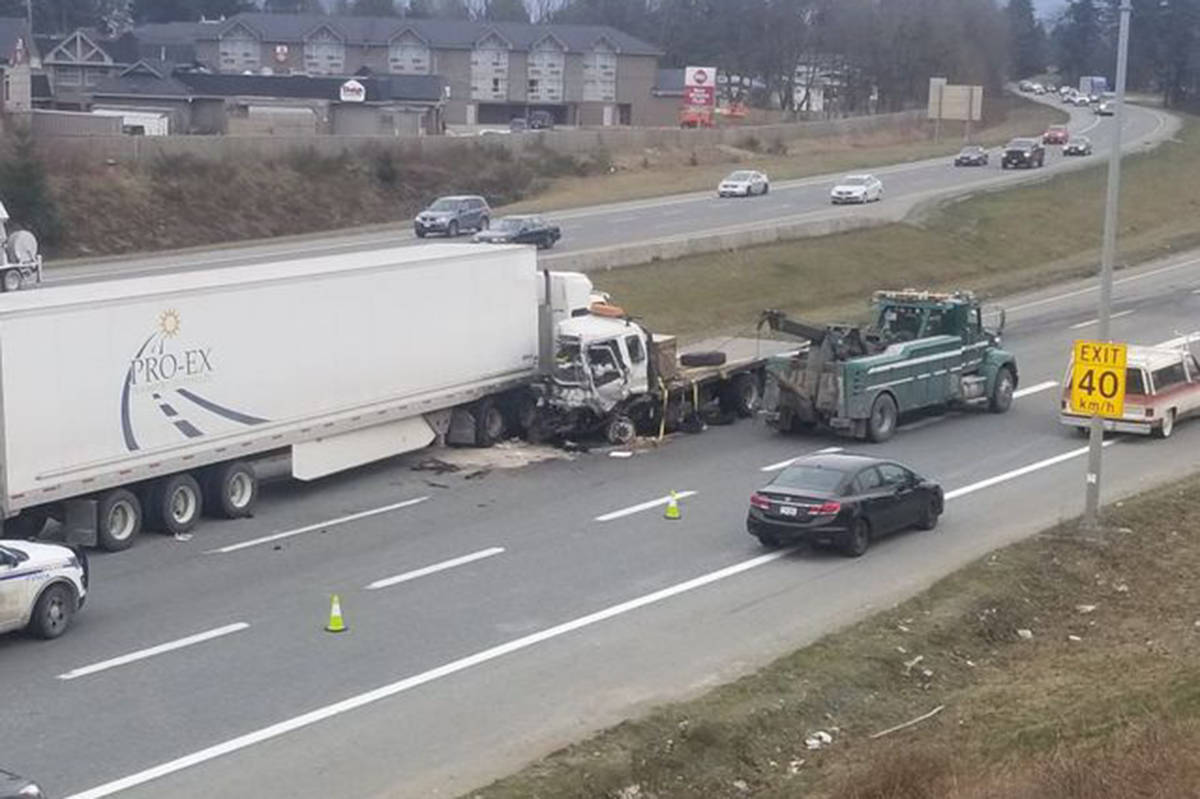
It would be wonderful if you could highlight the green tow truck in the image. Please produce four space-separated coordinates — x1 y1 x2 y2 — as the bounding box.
759 290 1019 442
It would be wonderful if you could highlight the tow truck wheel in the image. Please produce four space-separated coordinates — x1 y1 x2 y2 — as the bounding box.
605 415 637 446
988 367 1016 413
204 461 258 519
866 394 898 443
1 268 22 292
28 582 75 639
96 488 142 552
147 473 203 535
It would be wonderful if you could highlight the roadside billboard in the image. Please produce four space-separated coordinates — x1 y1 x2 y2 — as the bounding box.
684 66 717 108
927 78 982 122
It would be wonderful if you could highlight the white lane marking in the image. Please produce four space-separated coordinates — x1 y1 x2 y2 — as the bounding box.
1192 288 1200 294
595 491 698 521
944 440 1116 501
1068 309 1134 330
206 497 430 554
57 623 250 681
1013 380 1060 399
760 446 844 472
365 547 505 591
1006 257 1200 313
62 549 792 799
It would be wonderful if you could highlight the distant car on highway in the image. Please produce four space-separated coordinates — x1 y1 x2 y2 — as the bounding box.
1018 80 1033 92
0 540 88 639
718 170 770 197
1042 124 1069 145
1060 345 1200 439
1064 136 1093 156
414 195 491 238
528 110 555 130
1095 100 1115 116
746 452 943 556
830 174 883 204
1001 137 1045 169
509 117 528 132
1 767 44 799
1071 93 1091 106
473 215 561 249
954 145 989 167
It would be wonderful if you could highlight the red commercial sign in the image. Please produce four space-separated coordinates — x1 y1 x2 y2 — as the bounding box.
684 66 716 107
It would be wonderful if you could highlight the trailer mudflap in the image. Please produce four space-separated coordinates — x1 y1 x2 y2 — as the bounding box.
63 499 99 547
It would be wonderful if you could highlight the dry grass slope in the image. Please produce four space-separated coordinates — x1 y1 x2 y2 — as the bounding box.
471 475 1200 799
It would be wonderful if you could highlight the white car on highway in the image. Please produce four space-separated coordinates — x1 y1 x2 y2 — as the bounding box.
0 540 88 639
718 170 770 197
830 174 883 204
1060 345 1200 438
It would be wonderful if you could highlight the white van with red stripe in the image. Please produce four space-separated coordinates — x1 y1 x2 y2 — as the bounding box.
1060 344 1200 438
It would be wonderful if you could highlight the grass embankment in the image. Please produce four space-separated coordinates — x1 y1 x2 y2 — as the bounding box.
504 95 1062 213
473 476 1200 799
2 96 1058 259
594 111 1196 342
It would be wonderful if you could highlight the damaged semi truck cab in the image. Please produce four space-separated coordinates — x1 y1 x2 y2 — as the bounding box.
760 290 1018 442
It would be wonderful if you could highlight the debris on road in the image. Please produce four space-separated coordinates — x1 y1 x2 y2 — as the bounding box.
412 458 460 474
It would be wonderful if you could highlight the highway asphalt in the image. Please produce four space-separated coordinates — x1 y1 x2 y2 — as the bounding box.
46 97 1171 284
3 244 1200 798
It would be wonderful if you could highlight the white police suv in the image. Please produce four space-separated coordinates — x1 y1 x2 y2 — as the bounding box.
0 541 88 639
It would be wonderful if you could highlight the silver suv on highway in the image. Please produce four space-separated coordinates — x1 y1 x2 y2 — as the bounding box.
414 195 491 238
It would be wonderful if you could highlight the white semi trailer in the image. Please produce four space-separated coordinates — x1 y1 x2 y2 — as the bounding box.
0 243 772 552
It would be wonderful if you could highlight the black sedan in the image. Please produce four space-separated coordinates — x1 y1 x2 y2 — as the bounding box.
954 145 989 167
1064 136 1093 156
473 215 561 249
746 453 943 557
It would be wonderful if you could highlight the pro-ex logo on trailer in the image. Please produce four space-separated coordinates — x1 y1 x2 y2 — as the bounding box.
120 310 269 452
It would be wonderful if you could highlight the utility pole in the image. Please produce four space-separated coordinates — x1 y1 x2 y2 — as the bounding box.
1082 0 1132 530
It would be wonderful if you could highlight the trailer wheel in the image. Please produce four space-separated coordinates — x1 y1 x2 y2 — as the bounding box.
1 268 22 292
866 394 898 443
720 373 761 418
605 415 637 446
96 488 142 551
147 473 203 535
204 461 257 519
474 397 506 447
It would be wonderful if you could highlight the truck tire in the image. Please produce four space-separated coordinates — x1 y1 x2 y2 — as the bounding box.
96 488 142 552
866 394 898 443
605 414 637 445
474 397 506 447
28 582 75 639
720 373 761 418
204 461 257 519
988 367 1015 413
680 351 726 367
147 473 203 535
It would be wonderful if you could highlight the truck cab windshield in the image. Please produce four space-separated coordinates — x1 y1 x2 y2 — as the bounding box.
553 340 586 385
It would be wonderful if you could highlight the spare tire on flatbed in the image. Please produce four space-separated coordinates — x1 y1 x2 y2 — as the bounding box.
680 351 726 367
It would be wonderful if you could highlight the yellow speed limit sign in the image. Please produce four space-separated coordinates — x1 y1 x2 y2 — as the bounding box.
1070 340 1127 418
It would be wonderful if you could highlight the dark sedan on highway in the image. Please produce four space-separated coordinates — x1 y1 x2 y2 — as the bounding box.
472 215 561 249
1064 136 1093 156
954 145 989 167
746 453 943 557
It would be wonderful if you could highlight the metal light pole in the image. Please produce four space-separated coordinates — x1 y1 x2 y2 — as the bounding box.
1083 0 1133 530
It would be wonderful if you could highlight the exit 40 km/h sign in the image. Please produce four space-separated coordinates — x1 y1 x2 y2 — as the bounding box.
1071 340 1128 418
